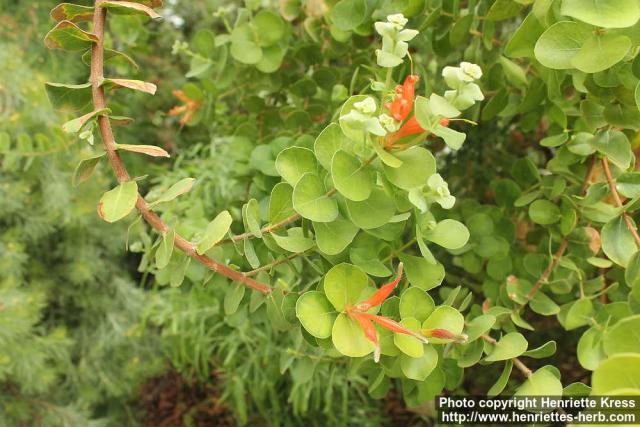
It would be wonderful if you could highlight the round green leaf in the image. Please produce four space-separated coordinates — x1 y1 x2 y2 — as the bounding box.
230 25 263 65
571 34 631 73
394 317 424 358
331 150 373 201
275 147 317 185
617 172 640 199
332 313 373 357
400 345 438 381
269 182 295 224
465 314 496 342
97 181 138 223
603 315 640 356
577 327 606 371
602 215 638 267
423 219 470 250
323 263 369 311
484 332 528 361
196 210 233 255
331 0 367 31
399 287 435 322
313 217 359 255
383 147 436 190
561 0 640 29
314 123 347 171
528 199 561 225
515 367 563 396
421 306 464 344
564 298 594 330
398 254 445 291
296 291 337 339
272 227 315 252
345 187 396 229
253 10 286 46
592 353 640 394
534 21 592 69
292 173 338 222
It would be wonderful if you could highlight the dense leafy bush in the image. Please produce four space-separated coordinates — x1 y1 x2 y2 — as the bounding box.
5 0 640 424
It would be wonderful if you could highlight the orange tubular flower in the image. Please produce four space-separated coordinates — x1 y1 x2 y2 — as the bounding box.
387 116 450 145
422 328 468 343
360 313 429 344
350 312 381 362
168 89 201 126
385 75 419 121
353 263 404 312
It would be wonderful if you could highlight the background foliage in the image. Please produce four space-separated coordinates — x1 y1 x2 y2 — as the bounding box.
2 0 640 425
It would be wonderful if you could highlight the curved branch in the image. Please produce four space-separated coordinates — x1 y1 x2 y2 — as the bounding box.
90 1 271 294
601 156 640 247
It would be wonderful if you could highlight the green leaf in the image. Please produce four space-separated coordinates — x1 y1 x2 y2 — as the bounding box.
577 327 606 370
296 291 337 339
345 187 396 229
97 181 139 223
383 147 436 190
485 0 523 20
398 254 445 291
44 20 98 50
522 341 557 359
100 1 162 19
45 82 92 112
155 229 175 270
73 153 105 186
253 10 286 46
372 142 403 168
244 198 262 238
230 24 263 65
102 78 157 95
331 0 367 31
564 298 594 330
292 173 338 222
423 219 470 250
151 178 195 205
276 147 317 185
603 315 640 355
627 252 640 289
540 133 568 148
465 314 496 342
484 332 528 361
505 13 545 58
400 345 438 381
589 131 632 170
602 215 638 267
269 183 295 224
499 56 528 88
195 210 233 255
534 21 592 69
561 0 640 28
394 317 424 358
432 125 466 150
515 367 563 395
421 306 465 344
314 123 348 170
332 313 373 357
592 353 640 394
331 150 373 201
271 227 314 252
399 287 435 323
528 199 561 225
313 217 359 255
50 3 94 22
63 109 110 133
224 283 245 315
617 172 640 198
488 361 513 396
428 94 461 118
571 34 631 73
323 263 368 311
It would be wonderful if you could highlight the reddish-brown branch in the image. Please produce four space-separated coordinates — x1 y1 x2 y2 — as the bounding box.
601 157 640 247
519 157 597 308
90 1 271 293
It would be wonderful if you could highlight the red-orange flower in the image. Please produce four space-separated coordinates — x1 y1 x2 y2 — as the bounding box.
168 89 201 126
383 74 451 147
385 75 419 122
